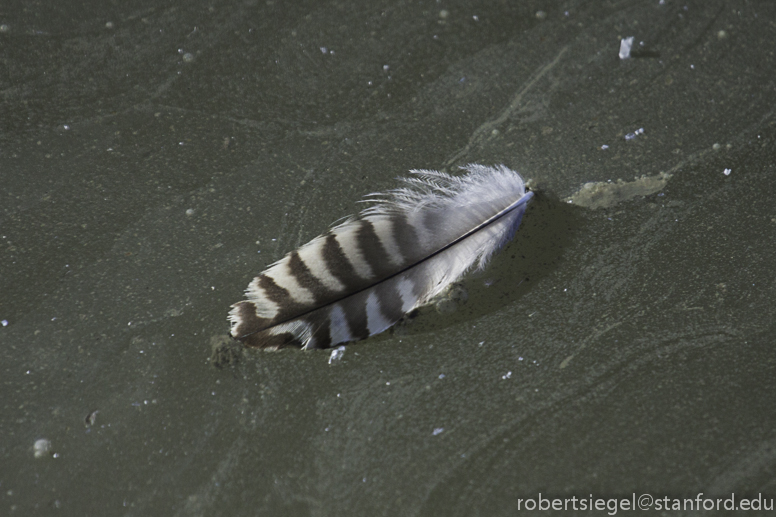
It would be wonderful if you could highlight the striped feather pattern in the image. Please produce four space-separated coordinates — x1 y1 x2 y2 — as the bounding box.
229 164 533 350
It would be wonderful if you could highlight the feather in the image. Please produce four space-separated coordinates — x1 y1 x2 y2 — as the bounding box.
229 164 533 350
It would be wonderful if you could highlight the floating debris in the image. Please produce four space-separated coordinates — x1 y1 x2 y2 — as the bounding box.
723 168 732 176
33 438 52 459
432 427 444 436
619 36 634 59
502 371 512 380
565 172 673 209
85 410 99 428
328 346 346 364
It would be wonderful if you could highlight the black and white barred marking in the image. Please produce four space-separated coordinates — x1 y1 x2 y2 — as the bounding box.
229 164 533 350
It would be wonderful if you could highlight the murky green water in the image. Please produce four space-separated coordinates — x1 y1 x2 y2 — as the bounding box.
2 1 775 515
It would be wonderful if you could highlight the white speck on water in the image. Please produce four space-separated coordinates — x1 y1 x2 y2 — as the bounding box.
328 346 346 364
319 47 328 54
619 36 634 59
502 371 512 380
690 64 695 69
33 439 52 458
472 15 479 21
518 357 524 361
601 144 609 150
1 320 7 327
105 21 114 29
625 128 645 140
439 9 449 19
0 24 10 33
433 427 444 436
438 374 445 379
383 64 389 71
723 168 732 176
185 208 195 216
